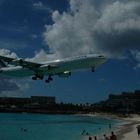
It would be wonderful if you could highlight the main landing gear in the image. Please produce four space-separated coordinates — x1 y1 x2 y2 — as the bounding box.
32 76 37 80
32 74 44 80
32 74 53 84
45 75 53 83
45 65 53 83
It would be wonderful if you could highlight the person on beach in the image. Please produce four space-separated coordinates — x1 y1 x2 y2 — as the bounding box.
102 134 106 140
94 136 97 140
136 125 140 136
89 136 92 140
104 134 109 140
109 131 117 140
102 134 109 140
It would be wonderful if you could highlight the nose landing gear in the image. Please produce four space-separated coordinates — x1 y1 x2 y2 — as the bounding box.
91 67 95 72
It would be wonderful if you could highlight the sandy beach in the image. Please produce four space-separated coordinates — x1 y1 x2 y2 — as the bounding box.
83 114 140 140
117 115 140 140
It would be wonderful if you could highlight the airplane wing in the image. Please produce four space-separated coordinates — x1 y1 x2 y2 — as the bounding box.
0 55 42 70
0 55 58 75
0 55 14 63
0 55 58 81
11 59 42 69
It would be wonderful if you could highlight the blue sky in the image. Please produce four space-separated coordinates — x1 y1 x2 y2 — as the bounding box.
0 0 140 103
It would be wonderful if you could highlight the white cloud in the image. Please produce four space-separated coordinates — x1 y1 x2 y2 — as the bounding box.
26 49 58 63
0 78 19 96
0 48 18 58
33 1 43 8
43 0 140 60
131 50 140 69
0 0 140 65
0 80 30 97
33 1 52 13
95 1 140 33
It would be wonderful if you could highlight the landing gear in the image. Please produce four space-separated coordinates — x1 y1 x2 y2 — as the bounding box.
32 74 44 80
36 74 44 80
45 79 50 83
45 75 53 83
92 67 95 72
32 76 37 80
48 76 53 81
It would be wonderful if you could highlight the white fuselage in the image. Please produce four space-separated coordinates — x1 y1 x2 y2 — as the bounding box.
0 55 106 77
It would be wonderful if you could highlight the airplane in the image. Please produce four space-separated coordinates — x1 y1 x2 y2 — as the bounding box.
0 54 106 83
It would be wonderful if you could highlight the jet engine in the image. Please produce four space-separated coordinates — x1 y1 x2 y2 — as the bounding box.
58 71 71 78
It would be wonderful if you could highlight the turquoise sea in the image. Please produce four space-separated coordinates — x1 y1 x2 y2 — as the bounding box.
0 113 119 140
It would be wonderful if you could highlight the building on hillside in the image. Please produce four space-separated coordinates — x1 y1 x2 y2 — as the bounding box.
107 90 140 113
93 90 140 113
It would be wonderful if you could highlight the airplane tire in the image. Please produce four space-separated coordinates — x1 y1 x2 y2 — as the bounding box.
45 80 50 83
32 76 37 80
35 74 44 80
